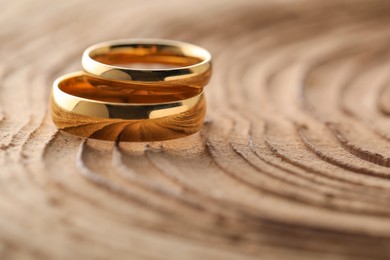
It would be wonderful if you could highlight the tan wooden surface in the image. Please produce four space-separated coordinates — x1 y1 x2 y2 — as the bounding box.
2 0 390 259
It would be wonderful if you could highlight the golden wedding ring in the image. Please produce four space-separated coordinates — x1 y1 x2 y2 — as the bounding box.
82 39 212 88
51 39 212 142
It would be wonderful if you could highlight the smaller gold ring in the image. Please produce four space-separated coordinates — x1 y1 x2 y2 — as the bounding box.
51 72 206 142
82 39 212 89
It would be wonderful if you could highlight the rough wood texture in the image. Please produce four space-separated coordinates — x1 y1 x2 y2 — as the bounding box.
2 0 390 259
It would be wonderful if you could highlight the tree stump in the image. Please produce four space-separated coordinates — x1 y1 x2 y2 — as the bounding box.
1 0 390 259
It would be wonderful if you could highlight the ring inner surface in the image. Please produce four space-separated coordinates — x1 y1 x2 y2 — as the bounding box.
90 44 206 68
58 74 202 104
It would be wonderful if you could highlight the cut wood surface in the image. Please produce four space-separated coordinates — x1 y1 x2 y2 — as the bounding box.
2 0 390 259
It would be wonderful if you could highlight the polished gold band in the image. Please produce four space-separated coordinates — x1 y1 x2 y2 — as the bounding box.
81 39 212 88
51 72 206 142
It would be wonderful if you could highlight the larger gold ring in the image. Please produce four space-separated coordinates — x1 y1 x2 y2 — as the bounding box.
51 72 206 142
82 39 212 89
